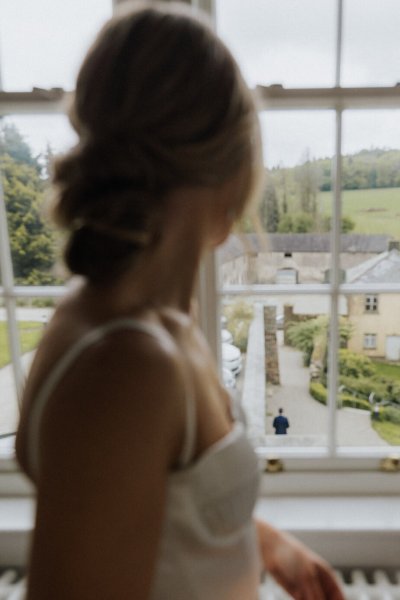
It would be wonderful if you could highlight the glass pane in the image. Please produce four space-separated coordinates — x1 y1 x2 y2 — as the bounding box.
216 0 336 88
0 0 112 91
336 294 400 446
341 111 400 275
221 295 332 449
342 0 400 87
218 111 335 286
0 319 19 436
1 115 76 286
16 302 55 379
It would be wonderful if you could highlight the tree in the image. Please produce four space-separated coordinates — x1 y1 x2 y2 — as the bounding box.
260 181 280 232
277 212 314 233
0 123 40 171
286 316 352 368
322 215 355 233
1 153 58 285
296 149 320 215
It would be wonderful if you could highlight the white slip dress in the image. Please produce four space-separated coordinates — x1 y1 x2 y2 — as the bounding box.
25 319 262 599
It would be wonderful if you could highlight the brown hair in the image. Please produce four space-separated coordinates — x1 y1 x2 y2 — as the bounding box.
52 1 261 282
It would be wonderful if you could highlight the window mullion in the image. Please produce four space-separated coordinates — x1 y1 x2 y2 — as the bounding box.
327 109 343 457
335 0 344 87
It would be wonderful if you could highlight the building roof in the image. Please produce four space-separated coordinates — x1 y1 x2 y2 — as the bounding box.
346 249 400 283
218 233 392 262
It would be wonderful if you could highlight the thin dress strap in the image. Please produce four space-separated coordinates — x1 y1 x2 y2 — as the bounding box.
27 318 196 477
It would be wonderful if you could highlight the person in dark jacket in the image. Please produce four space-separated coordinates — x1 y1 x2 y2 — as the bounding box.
273 408 289 435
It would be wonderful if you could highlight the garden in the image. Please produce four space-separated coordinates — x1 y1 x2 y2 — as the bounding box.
286 317 400 445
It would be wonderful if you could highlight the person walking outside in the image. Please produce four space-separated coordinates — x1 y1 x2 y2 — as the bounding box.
273 407 290 435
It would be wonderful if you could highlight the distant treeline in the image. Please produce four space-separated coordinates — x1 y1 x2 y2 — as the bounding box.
252 148 400 234
269 148 400 192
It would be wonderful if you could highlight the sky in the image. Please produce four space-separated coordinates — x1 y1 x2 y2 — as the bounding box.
1 0 400 167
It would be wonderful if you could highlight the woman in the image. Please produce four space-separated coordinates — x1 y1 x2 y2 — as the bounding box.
16 3 345 599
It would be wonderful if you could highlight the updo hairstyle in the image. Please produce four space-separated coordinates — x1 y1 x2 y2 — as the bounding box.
53 1 261 283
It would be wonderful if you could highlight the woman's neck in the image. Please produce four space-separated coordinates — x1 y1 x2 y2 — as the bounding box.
80 187 212 317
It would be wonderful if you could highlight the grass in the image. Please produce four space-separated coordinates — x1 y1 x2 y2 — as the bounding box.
0 321 43 369
319 187 400 238
372 420 400 445
372 360 400 380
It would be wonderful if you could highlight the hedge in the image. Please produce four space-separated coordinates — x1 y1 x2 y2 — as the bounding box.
340 395 371 411
309 382 327 405
309 383 371 411
377 406 400 425
339 375 400 405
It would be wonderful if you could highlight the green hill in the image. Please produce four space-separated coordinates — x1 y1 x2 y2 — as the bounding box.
319 187 400 238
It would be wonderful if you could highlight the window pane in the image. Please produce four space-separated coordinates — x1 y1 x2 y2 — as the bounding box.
342 0 400 87
1 116 76 286
16 302 54 379
218 111 335 286
216 0 336 88
221 295 335 449
341 110 400 276
0 0 112 91
0 319 18 436
337 293 400 447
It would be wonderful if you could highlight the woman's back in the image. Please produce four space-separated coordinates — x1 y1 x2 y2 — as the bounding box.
17 287 260 599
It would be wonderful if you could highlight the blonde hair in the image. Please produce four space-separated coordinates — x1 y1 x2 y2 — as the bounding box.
53 1 261 282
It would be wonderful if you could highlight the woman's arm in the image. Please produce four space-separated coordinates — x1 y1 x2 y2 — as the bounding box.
255 520 345 600
27 330 184 600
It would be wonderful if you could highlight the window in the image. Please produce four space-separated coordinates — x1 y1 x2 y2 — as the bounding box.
275 268 298 285
1 0 400 477
365 295 378 313
0 0 113 459
364 333 377 349
214 0 400 464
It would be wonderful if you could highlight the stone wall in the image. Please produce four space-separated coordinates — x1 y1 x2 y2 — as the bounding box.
263 306 280 385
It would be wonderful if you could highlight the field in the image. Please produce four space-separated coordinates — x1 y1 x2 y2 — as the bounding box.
319 187 400 238
0 322 43 369
373 360 400 380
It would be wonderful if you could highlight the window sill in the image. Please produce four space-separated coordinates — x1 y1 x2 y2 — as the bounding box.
0 483 399 568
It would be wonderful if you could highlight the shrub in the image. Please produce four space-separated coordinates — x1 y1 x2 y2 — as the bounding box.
340 374 400 404
379 406 400 425
309 382 327 405
287 316 352 368
338 349 376 378
310 384 371 411
340 395 371 411
223 300 253 353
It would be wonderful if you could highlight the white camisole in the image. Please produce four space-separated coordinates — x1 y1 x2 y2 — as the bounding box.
26 319 262 599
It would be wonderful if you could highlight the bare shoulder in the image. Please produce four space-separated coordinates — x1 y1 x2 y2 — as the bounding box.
34 319 187 481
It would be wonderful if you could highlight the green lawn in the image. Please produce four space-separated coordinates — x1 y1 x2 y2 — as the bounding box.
319 187 400 238
0 322 43 368
372 360 400 380
372 420 400 445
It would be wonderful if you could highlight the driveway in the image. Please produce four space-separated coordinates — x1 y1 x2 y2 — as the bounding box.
265 342 388 446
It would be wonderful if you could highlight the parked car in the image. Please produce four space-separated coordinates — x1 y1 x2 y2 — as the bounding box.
221 328 233 344
276 314 284 330
222 367 236 390
222 342 242 376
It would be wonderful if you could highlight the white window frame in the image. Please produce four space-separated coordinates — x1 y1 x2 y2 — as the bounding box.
0 0 400 487
363 333 377 349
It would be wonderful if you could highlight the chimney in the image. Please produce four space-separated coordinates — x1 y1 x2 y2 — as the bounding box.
388 240 400 252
